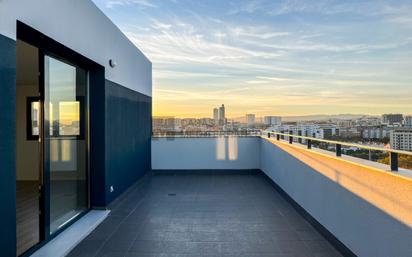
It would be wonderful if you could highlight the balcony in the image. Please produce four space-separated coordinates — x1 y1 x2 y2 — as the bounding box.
66 134 412 257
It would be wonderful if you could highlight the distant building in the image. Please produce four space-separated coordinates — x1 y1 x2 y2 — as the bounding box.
321 127 339 139
382 114 403 126
213 108 219 124
200 118 214 126
270 124 338 141
264 116 282 126
355 117 381 127
390 129 412 151
404 115 412 127
339 127 361 138
181 118 197 126
362 126 391 139
246 114 256 126
218 104 225 125
225 120 241 130
153 117 181 132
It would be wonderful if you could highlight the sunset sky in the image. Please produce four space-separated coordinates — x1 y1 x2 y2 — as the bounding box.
92 0 412 118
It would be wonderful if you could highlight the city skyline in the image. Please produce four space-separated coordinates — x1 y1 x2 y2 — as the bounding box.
154 107 412 121
93 0 412 118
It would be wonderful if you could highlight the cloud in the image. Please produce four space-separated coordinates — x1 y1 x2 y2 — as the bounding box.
229 26 291 39
151 19 173 30
229 0 412 20
98 0 412 116
228 0 265 15
387 16 412 27
124 20 288 70
105 0 156 8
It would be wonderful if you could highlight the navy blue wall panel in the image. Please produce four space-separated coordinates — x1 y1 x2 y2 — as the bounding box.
89 68 107 208
0 34 17 257
105 80 152 204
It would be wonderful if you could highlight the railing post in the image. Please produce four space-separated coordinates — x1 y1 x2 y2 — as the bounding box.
276 134 280 141
307 139 312 149
289 135 293 144
298 131 302 144
390 152 398 172
268 132 270 138
336 144 342 157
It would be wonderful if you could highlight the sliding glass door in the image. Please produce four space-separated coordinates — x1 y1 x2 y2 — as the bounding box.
43 55 88 235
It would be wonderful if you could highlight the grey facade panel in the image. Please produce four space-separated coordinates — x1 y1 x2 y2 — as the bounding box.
0 34 17 257
105 80 152 204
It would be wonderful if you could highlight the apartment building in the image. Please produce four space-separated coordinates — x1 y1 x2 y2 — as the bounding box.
0 1 152 256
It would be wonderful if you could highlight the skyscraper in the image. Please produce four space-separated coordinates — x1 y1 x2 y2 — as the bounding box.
213 108 219 125
219 104 225 125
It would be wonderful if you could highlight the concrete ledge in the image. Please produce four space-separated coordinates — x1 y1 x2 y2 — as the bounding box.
262 135 412 180
30 210 110 257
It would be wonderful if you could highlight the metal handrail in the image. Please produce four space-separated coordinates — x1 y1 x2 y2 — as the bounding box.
265 131 412 155
152 130 261 137
265 131 412 172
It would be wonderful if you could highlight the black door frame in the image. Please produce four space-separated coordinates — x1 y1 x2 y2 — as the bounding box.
40 49 91 238
16 20 106 257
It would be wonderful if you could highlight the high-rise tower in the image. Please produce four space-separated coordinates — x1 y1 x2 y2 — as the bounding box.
213 108 219 125
219 104 225 125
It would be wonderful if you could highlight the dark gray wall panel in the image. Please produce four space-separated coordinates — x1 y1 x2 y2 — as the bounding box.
105 80 151 204
0 34 17 257
89 68 107 208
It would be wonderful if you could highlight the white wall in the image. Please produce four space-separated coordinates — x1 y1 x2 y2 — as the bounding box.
260 138 412 257
152 137 260 170
0 0 151 96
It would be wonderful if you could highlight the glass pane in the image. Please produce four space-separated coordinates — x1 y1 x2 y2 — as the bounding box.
59 101 80 136
44 56 88 234
31 101 39 136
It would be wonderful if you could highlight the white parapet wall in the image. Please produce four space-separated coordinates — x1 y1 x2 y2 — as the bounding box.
152 137 260 170
261 137 412 257
152 136 412 257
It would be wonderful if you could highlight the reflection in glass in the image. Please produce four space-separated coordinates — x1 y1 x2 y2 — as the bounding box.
216 136 226 160
31 101 39 136
228 136 238 160
44 56 88 234
59 101 80 136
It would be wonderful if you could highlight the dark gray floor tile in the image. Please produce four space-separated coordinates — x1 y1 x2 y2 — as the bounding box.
68 174 340 257
303 240 340 254
275 240 309 254
96 251 126 257
296 229 324 241
129 240 165 253
66 239 104 257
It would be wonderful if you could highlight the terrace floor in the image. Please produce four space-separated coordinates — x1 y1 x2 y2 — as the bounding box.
67 172 342 257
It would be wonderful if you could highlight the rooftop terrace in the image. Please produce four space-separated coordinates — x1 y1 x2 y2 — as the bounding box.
68 172 342 257
62 134 412 257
